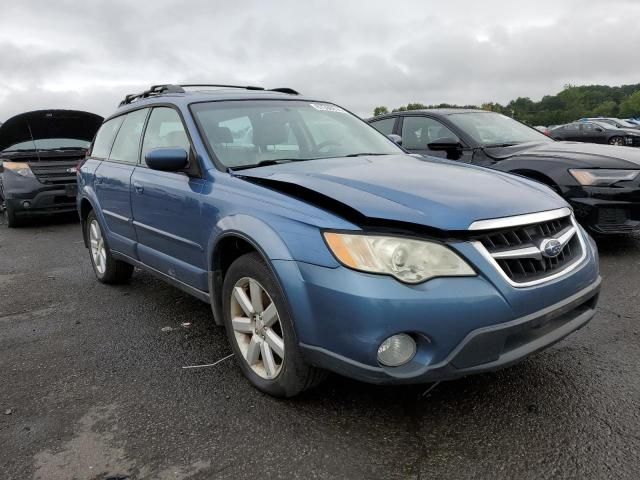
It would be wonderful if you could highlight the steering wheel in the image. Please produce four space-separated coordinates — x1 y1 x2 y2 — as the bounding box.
312 140 342 154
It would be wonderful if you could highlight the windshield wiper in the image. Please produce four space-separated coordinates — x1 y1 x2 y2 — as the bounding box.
483 142 521 148
228 158 308 171
343 152 389 157
39 147 87 151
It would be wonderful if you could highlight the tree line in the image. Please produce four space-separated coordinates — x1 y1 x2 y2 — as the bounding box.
372 84 640 126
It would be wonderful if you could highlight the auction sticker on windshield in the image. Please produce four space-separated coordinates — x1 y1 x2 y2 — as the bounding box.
310 103 346 113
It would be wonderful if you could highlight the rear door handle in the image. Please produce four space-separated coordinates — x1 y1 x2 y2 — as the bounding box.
133 182 144 194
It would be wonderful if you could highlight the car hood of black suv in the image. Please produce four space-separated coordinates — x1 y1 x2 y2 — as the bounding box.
236 154 566 231
0 109 103 152
483 141 640 169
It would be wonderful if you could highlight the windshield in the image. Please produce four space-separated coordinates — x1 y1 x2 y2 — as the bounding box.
191 100 402 168
448 112 552 146
591 121 619 130
2 138 90 152
612 118 637 128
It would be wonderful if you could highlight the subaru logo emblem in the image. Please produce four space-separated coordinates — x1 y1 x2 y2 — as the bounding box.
540 238 563 258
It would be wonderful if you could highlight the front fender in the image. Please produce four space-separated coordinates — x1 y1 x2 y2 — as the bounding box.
208 213 340 268
77 187 105 247
206 213 340 326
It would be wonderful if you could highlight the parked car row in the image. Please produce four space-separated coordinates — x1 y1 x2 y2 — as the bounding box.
549 119 640 147
3 84 638 398
368 109 640 234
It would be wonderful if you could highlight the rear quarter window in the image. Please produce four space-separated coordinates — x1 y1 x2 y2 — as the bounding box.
91 116 125 159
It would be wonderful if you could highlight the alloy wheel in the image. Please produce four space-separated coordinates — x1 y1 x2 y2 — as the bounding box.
89 219 107 275
230 277 285 379
609 137 624 146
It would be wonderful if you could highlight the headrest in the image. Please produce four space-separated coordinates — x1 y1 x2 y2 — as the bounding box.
211 126 233 144
252 115 289 146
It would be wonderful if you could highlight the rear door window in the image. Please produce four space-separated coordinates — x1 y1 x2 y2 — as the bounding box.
109 109 149 164
91 116 125 159
369 117 396 136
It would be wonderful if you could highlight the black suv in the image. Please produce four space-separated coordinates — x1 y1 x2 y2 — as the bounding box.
0 110 103 227
369 109 640 234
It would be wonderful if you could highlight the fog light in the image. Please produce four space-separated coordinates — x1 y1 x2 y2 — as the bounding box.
22 201 31 209
377 334 416 367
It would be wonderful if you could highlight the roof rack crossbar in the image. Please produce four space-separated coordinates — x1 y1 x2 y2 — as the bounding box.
119 84 185 106
268 87 299 95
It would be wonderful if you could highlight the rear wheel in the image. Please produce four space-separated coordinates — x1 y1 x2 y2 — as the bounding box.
222 252 326 397
609 136 624 146
86 211 134 284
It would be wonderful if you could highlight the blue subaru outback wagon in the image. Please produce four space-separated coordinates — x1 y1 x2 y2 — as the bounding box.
78 84 601 397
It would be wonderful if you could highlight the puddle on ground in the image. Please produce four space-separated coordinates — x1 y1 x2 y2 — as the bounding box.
33 405 211 480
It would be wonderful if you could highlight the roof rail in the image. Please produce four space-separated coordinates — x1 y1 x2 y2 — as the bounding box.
119 84 185 106
181 84 265 91
119 83 300 106
180 84 299 95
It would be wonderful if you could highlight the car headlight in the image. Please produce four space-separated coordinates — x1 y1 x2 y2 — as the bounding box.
3 161 35 178
569 169 639 186
323 232 475 283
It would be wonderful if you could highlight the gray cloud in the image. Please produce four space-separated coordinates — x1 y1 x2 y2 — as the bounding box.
1 0 639 121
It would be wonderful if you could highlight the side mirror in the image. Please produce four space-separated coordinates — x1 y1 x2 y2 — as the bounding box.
427 137 462 151
145 148 188 172
387 134 402 146
595 127 603 132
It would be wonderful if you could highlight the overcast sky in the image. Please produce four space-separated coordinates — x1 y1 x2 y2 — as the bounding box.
1 0 640 120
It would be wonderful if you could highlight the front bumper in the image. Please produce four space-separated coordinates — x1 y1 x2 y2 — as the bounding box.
568 185 640 234
2 172 77 217
273 231 600 385
300 278 599 384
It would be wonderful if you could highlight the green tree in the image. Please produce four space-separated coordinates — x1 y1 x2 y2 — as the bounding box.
590 100 618 117
619 91 640 118
373 106 389 117
385 83 640 125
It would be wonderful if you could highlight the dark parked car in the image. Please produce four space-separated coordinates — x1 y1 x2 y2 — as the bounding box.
77 84 600 397
550 121 640 146
581 117 640 130
368 109 640 234
0 110 103 227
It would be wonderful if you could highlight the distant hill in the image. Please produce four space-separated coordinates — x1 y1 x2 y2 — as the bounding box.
373 84 640 126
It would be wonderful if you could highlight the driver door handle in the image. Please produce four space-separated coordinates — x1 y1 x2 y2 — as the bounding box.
133 182 144 194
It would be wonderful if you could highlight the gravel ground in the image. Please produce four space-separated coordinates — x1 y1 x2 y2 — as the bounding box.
0 215 639 480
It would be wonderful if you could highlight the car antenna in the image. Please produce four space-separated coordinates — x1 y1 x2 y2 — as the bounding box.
26 122 42 162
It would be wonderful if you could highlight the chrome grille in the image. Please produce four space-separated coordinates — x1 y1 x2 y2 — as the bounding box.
471 209 585 286
29 161 78 184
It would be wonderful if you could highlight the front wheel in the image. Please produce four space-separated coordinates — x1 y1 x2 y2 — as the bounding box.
86 211 134 284
4 202 21 228
609 136 625 146
222 252 326 397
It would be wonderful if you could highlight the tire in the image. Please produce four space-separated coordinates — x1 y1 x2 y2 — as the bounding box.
222 252 326 397
609 136 624 146
4 202 21 228
85 210 134 284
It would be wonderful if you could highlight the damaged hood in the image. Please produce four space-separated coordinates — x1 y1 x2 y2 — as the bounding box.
235 155 566 231
0 110 103 152
484 141 640 168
